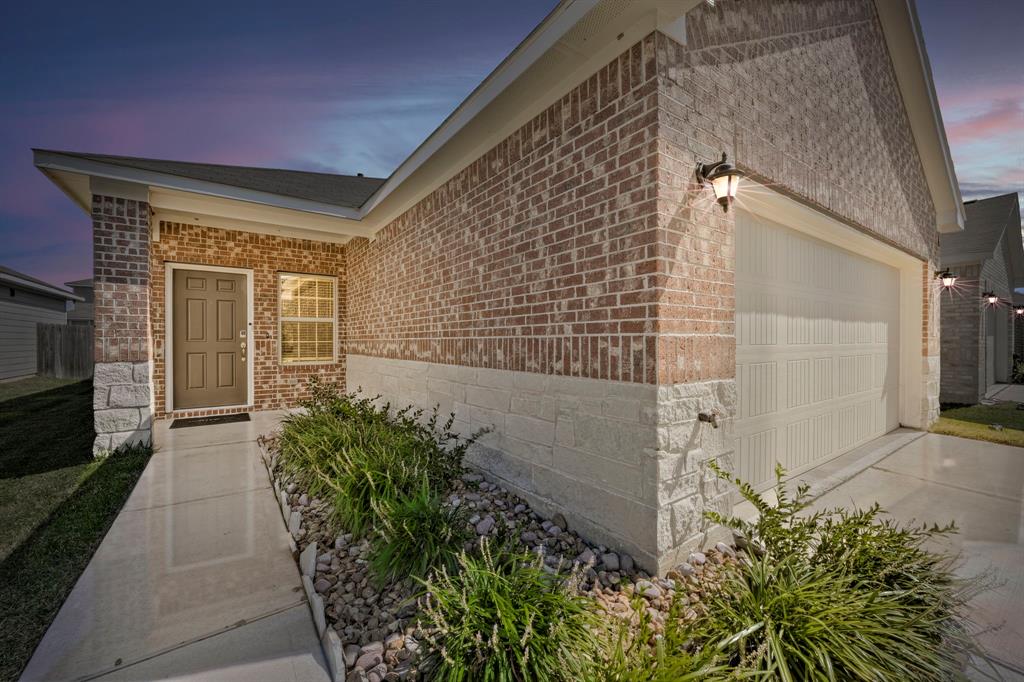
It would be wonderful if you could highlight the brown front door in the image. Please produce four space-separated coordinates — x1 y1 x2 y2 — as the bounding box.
172 269 248 409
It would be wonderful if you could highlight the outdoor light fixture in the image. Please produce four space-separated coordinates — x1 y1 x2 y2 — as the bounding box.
935 269 957 288
696 152 743 212
983 291 998 305
1016 306 1024 316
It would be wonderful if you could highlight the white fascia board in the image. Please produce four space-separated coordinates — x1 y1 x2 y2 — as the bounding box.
33 150 363 221
874 0 964 234
357 0 603 217
0 273 84 302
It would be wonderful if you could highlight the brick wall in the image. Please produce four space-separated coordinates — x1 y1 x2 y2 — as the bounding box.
938 264 983 404
649 0 939 562
92 195 154 454
150 222 347 418
340 0 941 571
345 33 662 382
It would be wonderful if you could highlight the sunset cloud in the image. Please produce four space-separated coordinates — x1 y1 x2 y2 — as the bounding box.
945 98 1024 146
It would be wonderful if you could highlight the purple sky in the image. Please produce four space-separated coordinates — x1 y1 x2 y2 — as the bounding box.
0 0 1020 286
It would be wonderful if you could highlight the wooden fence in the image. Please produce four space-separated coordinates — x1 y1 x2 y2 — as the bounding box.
37 323 94 379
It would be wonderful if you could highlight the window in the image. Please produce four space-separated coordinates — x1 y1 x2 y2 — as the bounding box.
279 273 336 364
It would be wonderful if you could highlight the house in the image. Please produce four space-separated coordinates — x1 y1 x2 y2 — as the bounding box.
0 265 83 380
32 0 963 572
939 193 1024 404
65 278 95 325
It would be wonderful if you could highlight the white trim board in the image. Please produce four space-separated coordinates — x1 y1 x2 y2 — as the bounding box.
164 263 256 414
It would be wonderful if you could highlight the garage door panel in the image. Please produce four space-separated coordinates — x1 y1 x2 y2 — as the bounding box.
736 211 899 492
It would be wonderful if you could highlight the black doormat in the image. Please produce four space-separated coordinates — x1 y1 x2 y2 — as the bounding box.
169 413 252 429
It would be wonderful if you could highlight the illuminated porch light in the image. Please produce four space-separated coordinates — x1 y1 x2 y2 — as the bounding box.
1015 306 1024 316
983 291 998 305
696 152 743 212
935 269 957 289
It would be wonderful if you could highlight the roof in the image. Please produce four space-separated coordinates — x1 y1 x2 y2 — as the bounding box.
36 151 385 210
0 264 84 301
941 193 1024 285
65 278 93 288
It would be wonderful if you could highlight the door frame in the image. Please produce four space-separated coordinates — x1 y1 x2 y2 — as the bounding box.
738 183 927 430
165 262 255 413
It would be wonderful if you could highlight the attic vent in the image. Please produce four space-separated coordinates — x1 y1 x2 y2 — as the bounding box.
562 0 633 49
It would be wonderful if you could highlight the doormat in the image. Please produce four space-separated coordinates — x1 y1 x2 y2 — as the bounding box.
169 413 252 429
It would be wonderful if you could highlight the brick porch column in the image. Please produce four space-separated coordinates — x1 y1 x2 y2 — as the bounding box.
91 193 154 455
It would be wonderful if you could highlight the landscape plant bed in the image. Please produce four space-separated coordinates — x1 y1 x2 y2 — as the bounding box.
262 382 984 681
263 440 736 681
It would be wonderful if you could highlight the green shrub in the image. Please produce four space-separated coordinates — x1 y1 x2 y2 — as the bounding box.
368 481 471 586
276 380 482 537
603 595 737 682
693 551 977 681
417 540 606 682
690 462 980 680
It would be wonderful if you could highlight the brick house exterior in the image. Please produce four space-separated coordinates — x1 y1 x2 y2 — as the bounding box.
939 193 1024 404
35 0 963 572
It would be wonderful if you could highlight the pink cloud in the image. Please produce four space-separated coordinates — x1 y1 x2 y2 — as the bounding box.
945 98 1024 145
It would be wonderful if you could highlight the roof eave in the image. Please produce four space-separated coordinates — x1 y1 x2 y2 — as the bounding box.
874 0 965 235
33 149 364 222
0 272 84 301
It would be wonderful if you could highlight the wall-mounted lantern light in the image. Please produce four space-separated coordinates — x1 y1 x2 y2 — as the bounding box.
1015 306 1024 316
696 152 743 212
983 291 999 305
935 269 957 289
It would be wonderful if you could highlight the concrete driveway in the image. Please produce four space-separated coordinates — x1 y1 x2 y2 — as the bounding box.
805 433 1024 680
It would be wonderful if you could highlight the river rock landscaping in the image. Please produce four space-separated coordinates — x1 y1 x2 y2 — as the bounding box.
260 380 983 681
263 437 736 681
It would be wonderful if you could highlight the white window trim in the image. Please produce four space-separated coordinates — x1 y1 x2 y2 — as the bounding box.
165 262 255 414
278 272 338 366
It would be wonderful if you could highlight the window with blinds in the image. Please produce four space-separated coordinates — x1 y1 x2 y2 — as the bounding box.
279 274 336 364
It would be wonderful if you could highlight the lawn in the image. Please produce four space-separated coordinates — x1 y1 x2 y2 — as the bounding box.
931 401 1024 448
0 377 152 681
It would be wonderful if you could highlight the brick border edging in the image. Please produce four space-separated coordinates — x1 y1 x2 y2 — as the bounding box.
256 437 345 682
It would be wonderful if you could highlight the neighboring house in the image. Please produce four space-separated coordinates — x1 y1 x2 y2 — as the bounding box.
939 193 1024 404
0 265 82 380
32 0 963 572
65 278 95 325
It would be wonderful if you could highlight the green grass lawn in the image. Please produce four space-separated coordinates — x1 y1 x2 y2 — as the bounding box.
0 377 152 680
931 402 1024 448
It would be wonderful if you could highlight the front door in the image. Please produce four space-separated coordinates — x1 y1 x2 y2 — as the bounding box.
172 269 247 409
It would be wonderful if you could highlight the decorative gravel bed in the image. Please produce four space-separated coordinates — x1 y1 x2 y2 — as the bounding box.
260 434 736 682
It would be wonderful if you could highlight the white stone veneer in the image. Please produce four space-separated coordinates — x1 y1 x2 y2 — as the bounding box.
93 361 154 455
346 354 735 573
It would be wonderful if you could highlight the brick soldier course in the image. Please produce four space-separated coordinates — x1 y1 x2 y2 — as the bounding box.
38 0 962 572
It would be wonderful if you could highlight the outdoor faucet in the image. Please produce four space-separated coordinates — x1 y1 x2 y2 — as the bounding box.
698 412 719 428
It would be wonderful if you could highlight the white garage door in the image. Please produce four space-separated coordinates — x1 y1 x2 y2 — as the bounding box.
735 211 899 492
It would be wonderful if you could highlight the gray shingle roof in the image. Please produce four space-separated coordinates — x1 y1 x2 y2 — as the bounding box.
941 192 1022 263
38 150 386 210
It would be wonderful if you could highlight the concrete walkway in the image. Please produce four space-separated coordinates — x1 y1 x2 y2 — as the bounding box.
985 382 1024 402
802 433 1024 680
21 412 330 682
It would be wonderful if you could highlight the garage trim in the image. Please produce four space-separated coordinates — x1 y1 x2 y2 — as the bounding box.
738 184 928 431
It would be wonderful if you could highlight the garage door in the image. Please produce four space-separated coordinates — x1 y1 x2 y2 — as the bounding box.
735 211 899 492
